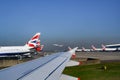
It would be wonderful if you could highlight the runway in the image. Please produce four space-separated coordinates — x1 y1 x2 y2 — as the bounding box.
76 52 120 61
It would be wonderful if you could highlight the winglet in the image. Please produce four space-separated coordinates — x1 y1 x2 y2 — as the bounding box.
68 47 78 58
78 78 81 80
68 47 78 51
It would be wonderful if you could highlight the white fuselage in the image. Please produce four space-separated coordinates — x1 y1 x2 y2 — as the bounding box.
92 48 103 52
92 48 117 52
76 49 91 52
83 49 91 52
103 48 117 51
0 46 31 57
0 32 41 58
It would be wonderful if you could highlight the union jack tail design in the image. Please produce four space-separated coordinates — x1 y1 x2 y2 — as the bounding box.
25 33 40 48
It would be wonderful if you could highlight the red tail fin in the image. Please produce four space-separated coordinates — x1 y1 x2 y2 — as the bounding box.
26 33 40 48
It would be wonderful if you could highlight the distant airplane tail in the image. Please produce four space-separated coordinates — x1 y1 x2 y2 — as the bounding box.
25 33 40 48
82 47 85 51
101 44 106 51
91 45 96 50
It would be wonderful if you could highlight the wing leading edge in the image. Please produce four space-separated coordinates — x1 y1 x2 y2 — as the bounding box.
0 47 78 80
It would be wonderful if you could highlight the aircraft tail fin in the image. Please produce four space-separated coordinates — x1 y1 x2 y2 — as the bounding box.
101 44 106 50
82 47 85 51
92 45 96 50
25 33 40 48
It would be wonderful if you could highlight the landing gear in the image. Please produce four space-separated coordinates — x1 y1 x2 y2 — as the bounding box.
18 55 22 60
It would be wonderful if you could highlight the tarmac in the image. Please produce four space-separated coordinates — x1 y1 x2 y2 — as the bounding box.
76 52 120 61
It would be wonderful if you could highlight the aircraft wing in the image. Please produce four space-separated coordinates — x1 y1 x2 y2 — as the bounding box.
0 47 78 80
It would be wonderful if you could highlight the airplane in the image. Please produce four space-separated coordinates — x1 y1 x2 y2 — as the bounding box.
53 44 63 47
76 47 91 52
91 45 103 52
102 44 120 51
105 44 120 48
91 44 116 52
0 47 79 80
82 47 91 52
101 44 117 52
0 33 43 58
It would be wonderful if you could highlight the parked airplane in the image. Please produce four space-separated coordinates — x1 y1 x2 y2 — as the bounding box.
102 44 120 51
101 44 117 52
91 45 103 52
76 47 91 52
105 44 120 48
0 33 43 58
82 47 91 52
53 44 63 47
0 47 79 80
91 44 116 52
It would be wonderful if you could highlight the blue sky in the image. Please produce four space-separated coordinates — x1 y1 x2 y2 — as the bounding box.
0 0 120 49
